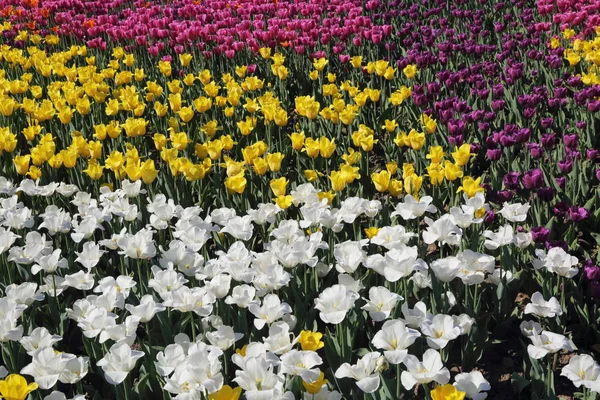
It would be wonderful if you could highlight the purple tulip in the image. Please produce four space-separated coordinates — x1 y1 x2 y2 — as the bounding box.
503 172 521 190
545 240 568 252
537 187 555 202
495 190 514 203
552 201 569 217
486 148 502 161
531 226 550 243
588 101 600 113
541 133 557 148
522 169 543 190
526 143 544 159
540 117 554 128
563 134 579 149
568 206 589 222
590 281 600 298
584 263 600 281
557 159 573 174
484 210 496 225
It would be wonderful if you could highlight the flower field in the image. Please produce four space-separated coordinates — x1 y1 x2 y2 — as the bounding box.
0 0 598 398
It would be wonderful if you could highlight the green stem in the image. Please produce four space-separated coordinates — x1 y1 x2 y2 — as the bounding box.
190 312 197 342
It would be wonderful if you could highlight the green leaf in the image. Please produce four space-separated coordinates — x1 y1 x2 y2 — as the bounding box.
511 372 531 394
134 373 151 396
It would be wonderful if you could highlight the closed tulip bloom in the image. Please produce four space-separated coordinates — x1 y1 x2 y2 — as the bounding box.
372 170 391 192
329 171 347 192
266 153 284 172
13 155 30 175
270 177 288 197
289 132 305 150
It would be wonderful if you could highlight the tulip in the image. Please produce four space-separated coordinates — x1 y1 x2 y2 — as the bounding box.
522 169 543 190
371 170 391 193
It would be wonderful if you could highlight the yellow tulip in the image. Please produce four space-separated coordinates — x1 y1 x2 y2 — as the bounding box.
340 164 360 184
225 172 247 194
83 160 103 180
403 64 418 79
298 330 325 351
0 374 38 400
389 179 403 197
179 53 193 67
313 57 328 72
220 135 236 151
457 176 485 198
178 106 194 123
302 138 320 158
259 47 272 59
252 157 268 175
426 163 445 186
303 372 328 395
317 190 336 205
383 66 396 80
26 166 42 180
22 125 41 142
431 384 466 400
404 175 423 197
386 161 398 175
382 119 398 132
350 56 362 68
364 227 381 239
275 195 293 209
208 385 242 400
341 148 361 166
235 65 247 78
266 152 284 172
407 129 425 150
153 134 168 151
206 140 224 160
270 177 288 197
14 155 31 175
122 118 147 138
105 151 125 172
329 170 347 191
87 140 103 159
304 170 320 182
372 170 391 192
420 113 437 134
451 144 474 166
426 146 446 164
289 132 305 151
158 60 172 76
319 137 336 158
201 120 220 137
140 160 158 184
170 132 189 151
444 161 463 181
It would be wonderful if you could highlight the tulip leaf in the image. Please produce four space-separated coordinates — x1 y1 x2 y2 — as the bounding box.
511 372 531 394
